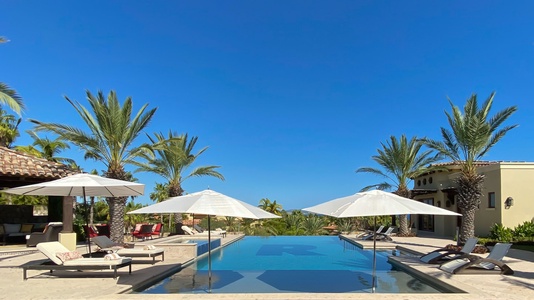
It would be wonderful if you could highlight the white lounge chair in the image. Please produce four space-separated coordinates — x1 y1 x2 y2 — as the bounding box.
182 225 226 237
439 243 514 275
22 241 132 280
420 237 479 264
362 226 395 241
92 236 165 264
356 225 385 239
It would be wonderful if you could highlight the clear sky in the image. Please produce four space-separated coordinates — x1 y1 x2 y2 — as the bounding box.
2 1 534 210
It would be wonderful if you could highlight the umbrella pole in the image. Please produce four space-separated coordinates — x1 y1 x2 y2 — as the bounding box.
208 214 212 293
83 187 92 257
372 215 377 293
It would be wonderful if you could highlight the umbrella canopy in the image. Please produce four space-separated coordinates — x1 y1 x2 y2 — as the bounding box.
303 189 461 218
128 189 280 219
128 189 280 293
3 173 145 256
3 173 145 197
302 189 461 293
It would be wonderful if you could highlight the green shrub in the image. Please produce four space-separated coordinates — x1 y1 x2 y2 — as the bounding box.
513 221 534 239
489 223 513 242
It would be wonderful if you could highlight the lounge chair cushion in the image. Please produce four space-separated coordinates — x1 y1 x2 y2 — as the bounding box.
37 241 69 265
56 251 83 262
3 223 21 234
20 224 34 233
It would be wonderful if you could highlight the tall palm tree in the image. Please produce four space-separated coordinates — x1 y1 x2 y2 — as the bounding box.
30 90 157 242
356 135 443 236
14 131 74 164
134 131 224 225
421 92 517 243
0 37 25 115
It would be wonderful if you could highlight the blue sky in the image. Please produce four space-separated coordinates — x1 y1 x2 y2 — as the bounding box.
2 1 534 210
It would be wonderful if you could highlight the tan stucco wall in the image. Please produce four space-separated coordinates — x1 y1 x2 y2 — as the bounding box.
499 164 534 229
475 166 502 236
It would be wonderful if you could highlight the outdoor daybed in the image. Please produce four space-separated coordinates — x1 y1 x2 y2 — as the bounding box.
22 241 132 280
92 236 165 264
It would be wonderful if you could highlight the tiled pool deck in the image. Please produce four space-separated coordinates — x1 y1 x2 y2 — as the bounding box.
0 233 532 299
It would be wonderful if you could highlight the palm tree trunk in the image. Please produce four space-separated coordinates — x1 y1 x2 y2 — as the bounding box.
89 196 95 226
395 189 411 236
169 183 184 232
459 208 476 243
398 215 409 236
456 174 484 244
107 196 127 243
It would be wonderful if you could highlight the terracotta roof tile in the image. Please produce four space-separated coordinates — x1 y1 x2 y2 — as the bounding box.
0 147 77 179
430 161 499 167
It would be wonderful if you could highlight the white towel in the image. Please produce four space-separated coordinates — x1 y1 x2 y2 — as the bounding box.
104 253 122 260
143 245 156 250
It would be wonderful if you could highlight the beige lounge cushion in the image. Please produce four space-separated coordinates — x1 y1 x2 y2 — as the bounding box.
37 241 70 265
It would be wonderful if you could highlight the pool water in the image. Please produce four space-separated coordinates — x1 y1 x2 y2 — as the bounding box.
138 236 443 294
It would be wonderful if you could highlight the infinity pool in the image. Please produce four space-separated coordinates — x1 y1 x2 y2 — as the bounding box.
137 236 445 294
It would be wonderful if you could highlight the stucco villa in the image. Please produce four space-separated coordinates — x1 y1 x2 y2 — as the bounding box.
411 161 534 238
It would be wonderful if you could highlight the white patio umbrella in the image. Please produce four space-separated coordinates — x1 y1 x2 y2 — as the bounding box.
128 189 281 293
3 173 145 255
302 189 461 293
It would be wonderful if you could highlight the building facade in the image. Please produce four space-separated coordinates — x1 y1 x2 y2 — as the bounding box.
411 161 534 238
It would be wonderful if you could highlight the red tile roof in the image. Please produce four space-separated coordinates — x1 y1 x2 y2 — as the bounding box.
0 147 77 182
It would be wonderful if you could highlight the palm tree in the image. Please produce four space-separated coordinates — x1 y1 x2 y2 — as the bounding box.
302 214 326 235
149 182 171 230
259 198 283 216
0 37 25 115
0 108 21 147
30 90 157 243
134 131 224 226
356 135 443 236
14 131 74 164
283 210 304 235
421 92 517 243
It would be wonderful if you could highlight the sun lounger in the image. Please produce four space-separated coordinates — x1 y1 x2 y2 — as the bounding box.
420 237 479 264
362 226 395 241
356 225 385 239
182 225 226 237
23 241 132 280
439 243 514 275
92 236 164 264
192 224 227 237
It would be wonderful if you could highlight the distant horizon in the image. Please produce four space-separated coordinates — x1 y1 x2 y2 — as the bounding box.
3 1 533 210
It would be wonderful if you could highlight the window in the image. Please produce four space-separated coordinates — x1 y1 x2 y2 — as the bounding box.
488 192 495 208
